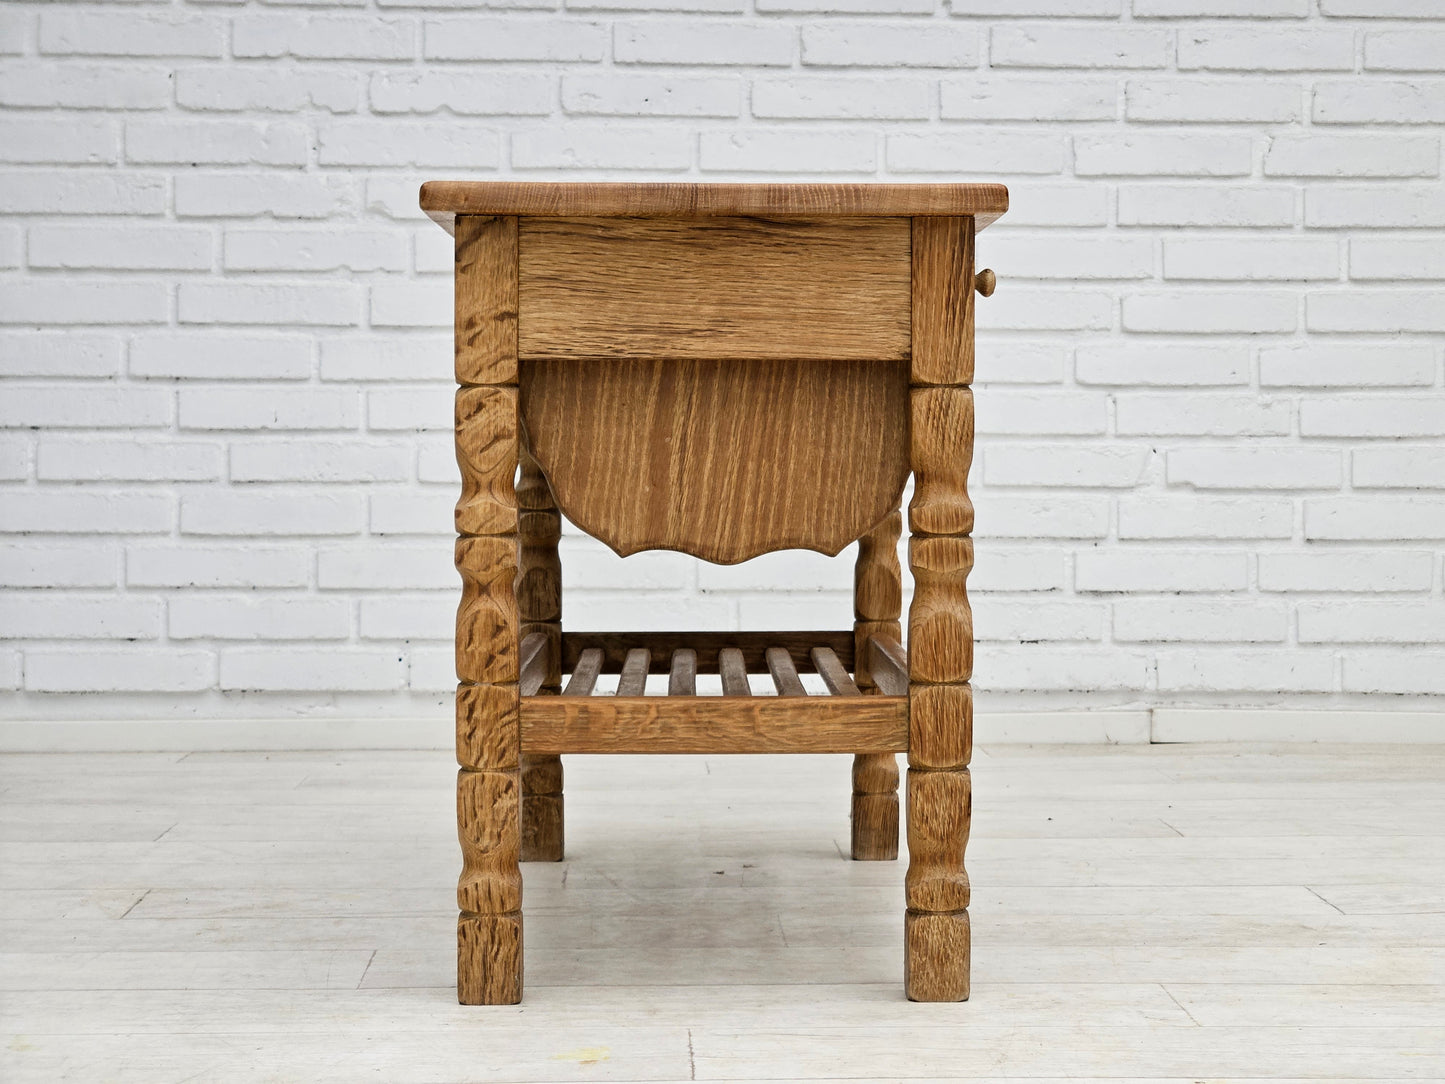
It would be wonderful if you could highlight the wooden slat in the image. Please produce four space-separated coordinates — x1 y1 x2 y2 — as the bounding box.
521 696 908 754
616 648 650 697
561 648 603 698
421 182 1009 229
718 647 751 697
868 636 909 697
766 646 808 698
560 631 853 675
518 217 909 363
668 649 697 697
811 647 863 697
518 632 548 698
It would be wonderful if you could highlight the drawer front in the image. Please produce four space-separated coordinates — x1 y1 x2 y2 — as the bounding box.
516 216 911 362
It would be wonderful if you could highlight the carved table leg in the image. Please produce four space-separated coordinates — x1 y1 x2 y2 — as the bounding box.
454 214 523 1005
904 216 977 1001
517 447 564 862
852 510 902 861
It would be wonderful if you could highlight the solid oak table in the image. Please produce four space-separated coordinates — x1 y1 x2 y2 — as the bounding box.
420 181 1007 1004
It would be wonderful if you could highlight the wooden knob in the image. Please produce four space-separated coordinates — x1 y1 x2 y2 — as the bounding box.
974 269 996 297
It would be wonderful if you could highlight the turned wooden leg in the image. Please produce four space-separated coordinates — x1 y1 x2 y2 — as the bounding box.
904 215 977 1001
516 448 565 862
852 511 902 861
454 213 523 1004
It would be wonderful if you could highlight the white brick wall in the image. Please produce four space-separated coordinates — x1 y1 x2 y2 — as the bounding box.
1 0 1443 725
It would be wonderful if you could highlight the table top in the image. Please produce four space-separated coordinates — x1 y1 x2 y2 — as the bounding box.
419 182 1009 232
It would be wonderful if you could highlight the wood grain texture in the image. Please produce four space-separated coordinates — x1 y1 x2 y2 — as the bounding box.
457 912 522 1006
908 682 973 771
457 768 523 915
455 682 519 771
904 910 970 1003
904 767 971 914
454 215 517 388
518 754 562 864
422 181 1008 227
616 648 651 697
766 646 807 698
811 647 861 698
866 636 909 698
561 648 603 697
561 632 854 675
907 535 974 686
852 510 903 862
518 217 909 362
455 535 518 686
455 385 519 539
908 386 975 538
668 649 697 697
718 648 750 697
523 358 909 564
518 633 548 699
911 217 975 387
521 697 908 755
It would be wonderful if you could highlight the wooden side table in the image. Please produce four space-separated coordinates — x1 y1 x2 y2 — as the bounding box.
420 182 1007 1004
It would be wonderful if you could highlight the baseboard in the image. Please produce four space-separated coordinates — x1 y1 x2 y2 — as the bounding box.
2 708 1440 752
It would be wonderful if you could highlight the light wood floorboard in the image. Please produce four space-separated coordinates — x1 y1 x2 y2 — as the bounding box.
1 744 1443 1082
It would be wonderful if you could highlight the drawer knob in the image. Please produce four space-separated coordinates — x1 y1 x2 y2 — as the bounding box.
974 269 996 297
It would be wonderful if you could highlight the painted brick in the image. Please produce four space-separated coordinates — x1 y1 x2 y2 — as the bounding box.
234 15 417 60
801 23 979 67
971 496 1110 539
1076 344 1248 386
1314 81 1445 125
175 174 355 219
1114 599 1288 642
511 126 692 171
0 387 170 430
1344 654 1445 696
0 172 166 216
1300 601 1445 643
1258 551 1435 593
1353 447 1445 490
366 387 454 431
1 491 174 535
954 0 1120 12
37 439 223 482
220 649 405 692
1350 239 1445 281
1075 133 1254 177
0 594 161 640
319 336 451 383
179 388 359 431
131 334 313 381
369 489 454 535
125 119 309 167
1259 343 1436 387
370 284 452 329
975 646 1152 693
224 230 407 273
30 226 213 272
1167 447 1342 490
1322 0 1445 14
0 226 17 270
1116 396 1292 437
170 596 352 640
1265 134 1440 178
974 341 1068 385
1305 186 1445 228
0 333 121 379
1156 651 1334 693
1076 550 1248 593
25 650 215 694
0 10 27 54
231 441 412 484
318 122 500 168
0 436 28 480
970 549 1067 592
941 79 1117 121
974 392 1109 436
181 491 366 536
177 68 361 113
1117 497 1294 539
757 0 932 11
358 595 454 641
570 0 742 10
1117 185 1297 228
128 545 311 590
178 283 362 327
615 20 792 65
1122 292 1298 334
1305 497 1445 540
1179 29 1355 71
317 545 456 590
755 78 931 120
0 64 172 110
372 72 554 116
1301 397 1445 439
40 11 224 58
563 75 740 118
976 289 1114 331
0 283 169 327
1125 79 1304 123
0 117 118 165
970 599 1106 642
999 183 1111 226
887 131 1066 174
1135 0 1307 14
1365 31 1445 72
0 544 119 589
990 26 1170 69
984 445 1149 488
1162 237 1339 281
700 130 876 173
1307 291 1445 333
427 18 606 61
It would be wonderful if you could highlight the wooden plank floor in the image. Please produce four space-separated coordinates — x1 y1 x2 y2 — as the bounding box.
2 744 1444 1083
